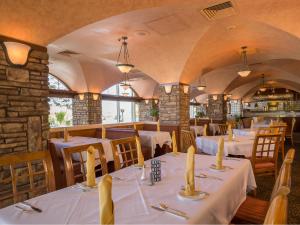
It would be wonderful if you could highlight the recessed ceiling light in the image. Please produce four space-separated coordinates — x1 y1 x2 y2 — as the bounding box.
226 25 236 30
134 30 150 36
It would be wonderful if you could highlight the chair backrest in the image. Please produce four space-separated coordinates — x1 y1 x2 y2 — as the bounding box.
62 143 108 186
251 133 281 167
110 136 138 171
257 127 277 135
218 124 228 135
0 151 55 208
180 130 196 153
284 148 295 164
270 161 292 201
264 194 288 225
270 125 287 142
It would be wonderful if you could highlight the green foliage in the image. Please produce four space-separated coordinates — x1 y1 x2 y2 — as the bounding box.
150 107 159 117
196 111 205 118
55 111 66 125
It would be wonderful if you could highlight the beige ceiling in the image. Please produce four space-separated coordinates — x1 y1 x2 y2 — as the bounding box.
1 0 300 99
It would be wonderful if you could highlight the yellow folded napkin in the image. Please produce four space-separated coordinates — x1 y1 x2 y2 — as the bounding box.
228 124 233 141
172 131 178 155
99 174 114 225
63 128 69 142
102 125 106 139
86 146 96 187
194 118 197 126
203 124 207 136
185 146 195 196
216 137 224 170
135 136 144 166
250 119 254 129
157 120 160 132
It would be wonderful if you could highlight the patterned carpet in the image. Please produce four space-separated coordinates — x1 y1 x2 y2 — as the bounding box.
256 143 300 224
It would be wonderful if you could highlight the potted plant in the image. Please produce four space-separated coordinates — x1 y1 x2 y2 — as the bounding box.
150 107 159 121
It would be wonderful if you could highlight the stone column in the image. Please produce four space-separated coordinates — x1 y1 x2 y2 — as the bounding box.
139 99 158 122
0 41 49 155
207 94 227 121
159 84 190 130
73 92 101 125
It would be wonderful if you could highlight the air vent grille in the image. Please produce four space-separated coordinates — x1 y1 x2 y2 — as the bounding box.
58 50 80 57
201 1 236 20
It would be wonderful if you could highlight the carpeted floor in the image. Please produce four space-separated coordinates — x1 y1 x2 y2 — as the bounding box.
256 143 300 224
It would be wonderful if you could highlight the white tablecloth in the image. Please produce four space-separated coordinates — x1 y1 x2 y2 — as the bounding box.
196 135 255 157
233 128 257 137
0 153 256 224
190 126 204 136
51 136 114 163
138 130 172 157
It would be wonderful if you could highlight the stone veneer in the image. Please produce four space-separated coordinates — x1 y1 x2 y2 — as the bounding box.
72 93 101 125
159 84 190 130
0 41 49 207
139 99 158 121
207 94 227 121
0 44 49 155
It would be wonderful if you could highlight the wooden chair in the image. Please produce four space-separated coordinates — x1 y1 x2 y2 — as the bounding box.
263 194 288 225
250 133 281 178
217 124 228 135
180 130 196 153
110 136 138 171
232 148 294 224
270 124 287 159
62 143 108 187
0 151 55 208
134 123 144 131
285 117 296 146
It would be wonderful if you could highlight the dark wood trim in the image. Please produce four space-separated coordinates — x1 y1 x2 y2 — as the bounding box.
0 35 47 52
101 94 143 102
49 89 77 98
190 102 201 106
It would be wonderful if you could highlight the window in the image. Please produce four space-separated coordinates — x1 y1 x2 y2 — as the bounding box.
101 84 139 124
48 74 69 90
48 74 73 127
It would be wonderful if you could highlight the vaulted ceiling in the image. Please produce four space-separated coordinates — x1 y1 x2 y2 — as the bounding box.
1 0 300 101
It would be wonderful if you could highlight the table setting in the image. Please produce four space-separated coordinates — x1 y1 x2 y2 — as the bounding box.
0 135 256 224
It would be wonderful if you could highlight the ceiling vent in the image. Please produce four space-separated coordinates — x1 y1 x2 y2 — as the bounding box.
57 50 80 57
200 1 236 21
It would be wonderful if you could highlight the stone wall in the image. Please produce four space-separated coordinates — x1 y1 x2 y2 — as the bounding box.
0 44 49 155
73 93 101 125
0 41 49 207
139 99 158 121
159 84 190 130
207 94 227 121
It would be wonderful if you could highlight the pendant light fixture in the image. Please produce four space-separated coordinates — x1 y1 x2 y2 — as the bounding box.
120 72 131 91
238 46 251 77
259 74 267 92
197 76 206 91
116 36 134 73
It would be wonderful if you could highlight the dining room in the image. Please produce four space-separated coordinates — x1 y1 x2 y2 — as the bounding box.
0 0 299 224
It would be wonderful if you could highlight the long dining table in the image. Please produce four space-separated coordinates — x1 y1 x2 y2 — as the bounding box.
0 153 256 224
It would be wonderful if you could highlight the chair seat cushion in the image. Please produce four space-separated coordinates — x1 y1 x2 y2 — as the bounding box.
232 196 269 224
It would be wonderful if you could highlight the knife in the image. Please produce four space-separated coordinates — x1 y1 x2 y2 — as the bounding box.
20 202 42 213
150 205 189 220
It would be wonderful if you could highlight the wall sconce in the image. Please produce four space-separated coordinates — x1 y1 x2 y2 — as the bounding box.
224 95 228 101
145 99 149 104
164 85 173 94
154 99 159 104
78 93 85 101
92 93 99 101
213 95 218 101
3 42 31 66
183 85 189 94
